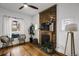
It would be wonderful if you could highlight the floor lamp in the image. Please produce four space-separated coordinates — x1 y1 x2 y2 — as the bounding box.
64 23 78 56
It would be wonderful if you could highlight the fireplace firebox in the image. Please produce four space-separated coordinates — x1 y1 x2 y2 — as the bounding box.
41 34 50 45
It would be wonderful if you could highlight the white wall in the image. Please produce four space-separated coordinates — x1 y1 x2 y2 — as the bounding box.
32 14 40 43
57 3 79 55
0 7 32 42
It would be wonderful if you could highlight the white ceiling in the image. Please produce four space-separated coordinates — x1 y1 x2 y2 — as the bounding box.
0 3 55 16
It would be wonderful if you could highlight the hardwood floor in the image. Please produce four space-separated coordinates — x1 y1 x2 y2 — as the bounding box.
0 43 48 56
0 43 62 56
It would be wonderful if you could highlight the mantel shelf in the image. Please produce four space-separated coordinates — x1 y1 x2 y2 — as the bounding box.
40 30 54 33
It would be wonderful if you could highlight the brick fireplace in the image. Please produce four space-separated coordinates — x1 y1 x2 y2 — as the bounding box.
39 30 54 53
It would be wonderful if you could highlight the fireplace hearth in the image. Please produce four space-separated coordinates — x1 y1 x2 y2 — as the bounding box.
40 34 54 54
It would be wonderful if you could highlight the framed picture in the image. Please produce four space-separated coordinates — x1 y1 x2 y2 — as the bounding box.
12 21 20 31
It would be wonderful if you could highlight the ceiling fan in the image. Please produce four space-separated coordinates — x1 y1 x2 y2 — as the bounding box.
19 3 38 10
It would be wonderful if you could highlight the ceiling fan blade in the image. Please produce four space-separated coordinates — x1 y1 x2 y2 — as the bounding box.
19 6 24 10
28 5 38 10
24 3 38 10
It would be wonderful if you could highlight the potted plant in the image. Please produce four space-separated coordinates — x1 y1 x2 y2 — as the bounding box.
29 24 35 42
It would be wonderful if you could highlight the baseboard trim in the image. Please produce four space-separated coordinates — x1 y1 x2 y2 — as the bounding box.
55 51 65 56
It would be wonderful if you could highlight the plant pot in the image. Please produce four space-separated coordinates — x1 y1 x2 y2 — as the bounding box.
30 37 33 43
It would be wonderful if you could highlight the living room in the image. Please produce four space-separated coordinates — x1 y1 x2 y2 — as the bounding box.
0 3 79 56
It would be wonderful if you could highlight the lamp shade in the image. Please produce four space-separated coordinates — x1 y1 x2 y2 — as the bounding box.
65 23 78 32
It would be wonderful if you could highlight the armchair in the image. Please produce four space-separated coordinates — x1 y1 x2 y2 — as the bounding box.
0 36 10 48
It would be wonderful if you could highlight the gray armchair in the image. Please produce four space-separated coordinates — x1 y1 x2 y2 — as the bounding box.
0 36 10 48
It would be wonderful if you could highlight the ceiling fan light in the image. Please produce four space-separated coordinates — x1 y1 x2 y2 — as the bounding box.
24 4 28 7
